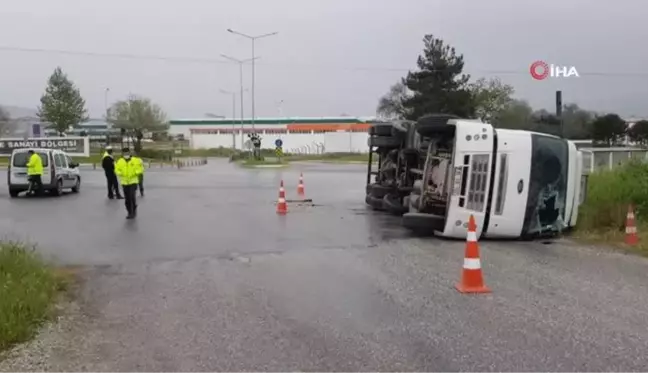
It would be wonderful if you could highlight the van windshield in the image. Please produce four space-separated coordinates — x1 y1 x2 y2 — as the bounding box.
12 152 49 167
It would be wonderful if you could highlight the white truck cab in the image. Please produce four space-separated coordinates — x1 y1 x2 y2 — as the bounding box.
403 116 585 239
7 148 81 197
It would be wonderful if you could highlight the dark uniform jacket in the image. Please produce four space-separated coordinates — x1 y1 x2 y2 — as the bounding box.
102 153 116 175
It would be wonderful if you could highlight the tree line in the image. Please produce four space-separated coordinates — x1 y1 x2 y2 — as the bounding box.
377 34 644 146
0 67 168 152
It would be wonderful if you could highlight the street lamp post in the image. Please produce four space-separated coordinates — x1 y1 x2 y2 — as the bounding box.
226 29 278 129
104 87 110 145
220 89 237 149
221 54 258 148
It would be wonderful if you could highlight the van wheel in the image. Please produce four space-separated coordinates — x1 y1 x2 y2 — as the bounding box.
71 177 81 193
9 189 19 198
51 179 63 196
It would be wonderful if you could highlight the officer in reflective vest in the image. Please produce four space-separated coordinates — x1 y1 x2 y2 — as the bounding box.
26 149 43 195
114 147 143 219
132 152 145 197
101 146 123 200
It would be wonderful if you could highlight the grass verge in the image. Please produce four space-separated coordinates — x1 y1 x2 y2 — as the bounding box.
574 161 648 256
238 157 288 168
0 241 70 352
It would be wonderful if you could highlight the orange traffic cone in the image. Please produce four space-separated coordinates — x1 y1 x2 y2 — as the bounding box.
276 180 288 215
456 215 491 294
297 173 305 197
625 205 638 246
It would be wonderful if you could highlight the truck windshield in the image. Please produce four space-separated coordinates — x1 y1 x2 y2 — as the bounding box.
522 135 568 235
12 152 49 167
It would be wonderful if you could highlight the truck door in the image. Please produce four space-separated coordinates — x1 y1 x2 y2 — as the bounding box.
483 130 532 238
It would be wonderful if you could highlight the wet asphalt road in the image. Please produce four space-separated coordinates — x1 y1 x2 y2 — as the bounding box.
2 159 648 371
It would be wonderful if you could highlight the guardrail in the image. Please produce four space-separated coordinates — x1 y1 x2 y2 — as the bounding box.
581 147 648 174
85 157 209 170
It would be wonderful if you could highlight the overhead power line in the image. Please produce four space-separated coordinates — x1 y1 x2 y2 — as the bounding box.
0 45 647 77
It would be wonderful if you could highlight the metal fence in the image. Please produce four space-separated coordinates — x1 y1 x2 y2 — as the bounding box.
581 147 648 174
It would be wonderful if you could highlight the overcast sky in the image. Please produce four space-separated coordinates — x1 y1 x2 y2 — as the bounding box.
0 0 646 120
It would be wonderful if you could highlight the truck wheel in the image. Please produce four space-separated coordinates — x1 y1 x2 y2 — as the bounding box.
368 136 401 148
369 183 391 199
383 193 408 216
365 194 385 211
415 114 460 137
369 123 395 136
402 212 445 234
9 189 19 198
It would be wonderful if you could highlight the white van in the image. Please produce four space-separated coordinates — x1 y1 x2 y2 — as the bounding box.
7 148 81 197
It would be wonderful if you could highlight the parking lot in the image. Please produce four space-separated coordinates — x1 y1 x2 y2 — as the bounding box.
2 159 648 371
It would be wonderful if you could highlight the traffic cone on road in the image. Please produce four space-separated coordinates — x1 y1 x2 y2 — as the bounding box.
297 173 305 197
625 205 638 246
456 215 491 294
276 180 288 215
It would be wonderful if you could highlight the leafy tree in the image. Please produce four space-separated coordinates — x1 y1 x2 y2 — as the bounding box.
627 120 648 146
376 81 411 120
591 113 627 146
469 77 514 123
37 67 88 135
107 95 168 153
560 103 594 139
400 34 476 120
0 105 15 136
491 99 534 130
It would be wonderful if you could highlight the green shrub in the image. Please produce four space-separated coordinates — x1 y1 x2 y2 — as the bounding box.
578 161 648 230
0 242 67 351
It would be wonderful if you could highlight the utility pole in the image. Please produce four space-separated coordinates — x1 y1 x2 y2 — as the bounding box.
221 54 258 149
556 90 563 138
104 87 110 145
226 29 278 130
220 89 237 149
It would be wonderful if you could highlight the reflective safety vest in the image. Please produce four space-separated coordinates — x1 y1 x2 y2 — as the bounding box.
114 157 142 185
26 153 43 176
132 156 144 174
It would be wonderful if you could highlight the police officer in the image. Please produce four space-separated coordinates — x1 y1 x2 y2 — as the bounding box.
114 147 143 219
101 146 123 200
26 149 43 196
132 152 145 197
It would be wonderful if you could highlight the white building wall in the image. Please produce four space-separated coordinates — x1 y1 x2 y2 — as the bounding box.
189 130 371 153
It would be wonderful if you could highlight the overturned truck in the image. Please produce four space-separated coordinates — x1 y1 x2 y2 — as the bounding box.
366 115 587 239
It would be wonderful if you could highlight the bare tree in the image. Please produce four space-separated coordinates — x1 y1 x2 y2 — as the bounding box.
0 106 15 136
376 81 412 120
107 95 168 152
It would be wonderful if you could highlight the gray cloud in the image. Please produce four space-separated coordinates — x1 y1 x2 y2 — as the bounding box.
0 0 646 119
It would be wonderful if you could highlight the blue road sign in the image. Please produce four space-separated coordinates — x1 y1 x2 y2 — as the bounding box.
275 138 283 147
32 124 41 137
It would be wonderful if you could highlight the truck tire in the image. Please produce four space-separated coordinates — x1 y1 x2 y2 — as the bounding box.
365 194 385 211
402 212 445 234
369 183 392 199
383 193 408 216
369 123 395 136
368 136 402 148
415 114 460 137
